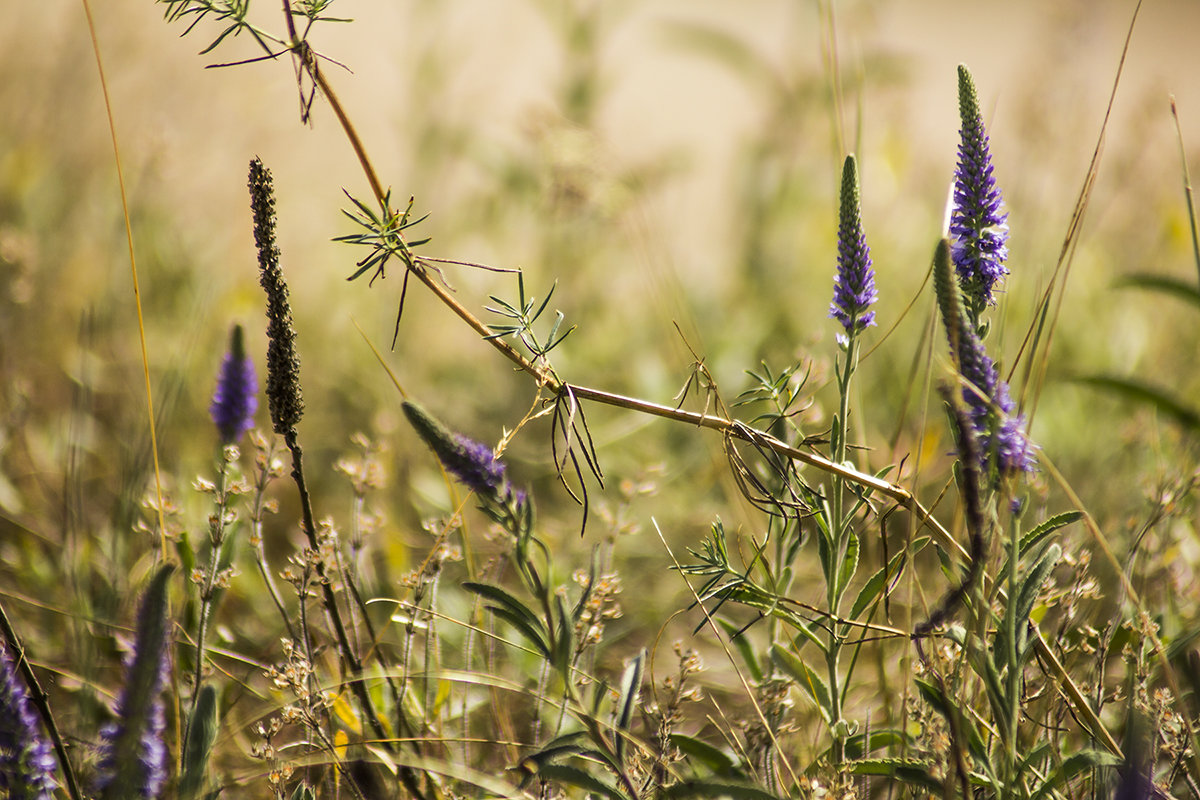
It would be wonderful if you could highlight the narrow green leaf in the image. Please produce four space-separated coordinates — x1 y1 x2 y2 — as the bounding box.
1114 273 1200 308
515 732 590 777
843 729 909 760
1030 749 1121 800
463 582 541 629
488 606 550 657
662 780 781 800
1069 374 1200 430
289 783 315 800
848 758 942 792
834 530 860 606
850 549 905 619
180 684 220 800
614 651 645 764
1020 511 1082 555
537 763 626 800
553 592 575 674
769 645 831 722
716 618 763 683
669 734 738 776
1016 543 1061 658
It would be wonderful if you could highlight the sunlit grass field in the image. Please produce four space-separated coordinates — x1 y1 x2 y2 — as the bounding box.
4 2 1200 798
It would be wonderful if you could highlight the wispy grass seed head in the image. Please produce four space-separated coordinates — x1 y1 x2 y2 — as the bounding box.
829 154 878 337
951 64 1010 322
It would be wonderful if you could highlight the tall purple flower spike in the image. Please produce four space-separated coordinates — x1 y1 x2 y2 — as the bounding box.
402 401 511 501
0 643 57 799
96 567 172 800
950 64 1009 323
933 240 1035 477
829 154 878 337
210 324 259 444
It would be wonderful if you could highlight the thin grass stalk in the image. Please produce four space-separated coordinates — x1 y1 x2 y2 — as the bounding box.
1169 97 1200 286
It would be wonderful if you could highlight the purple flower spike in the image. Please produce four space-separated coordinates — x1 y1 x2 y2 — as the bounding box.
210 324 258 444
933 239 1035 478
829 154 878 336
0 644 57 800
96 567 172 800
950 64 1009 322
402 401 510 501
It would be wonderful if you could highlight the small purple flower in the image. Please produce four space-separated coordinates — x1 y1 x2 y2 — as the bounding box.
402 401 511 501
829 154 878 336
210 324 258 444
96 567 172 800
950 64 1009 322
0 643 57 800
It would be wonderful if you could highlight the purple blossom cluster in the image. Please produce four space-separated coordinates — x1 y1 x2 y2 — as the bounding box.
829 154 878 336
210 324 258 445
0 643 57 800
449 433 510 498
950 64 1010 322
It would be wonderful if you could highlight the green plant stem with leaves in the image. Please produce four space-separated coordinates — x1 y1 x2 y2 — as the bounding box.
824 334 861 768
186 446 238 744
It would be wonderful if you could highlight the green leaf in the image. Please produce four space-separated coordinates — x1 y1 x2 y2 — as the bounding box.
1030 749 1121 800
850 549 906 619
463 582 552 657
553 592 575 674
614 651 644 764
515 732 591 780
289 783 315 800
669 734 738 777
1069 374 1200 430
463 581 544 630
180 684 220 800
843 729 910 760
1114 273 1200 309
1020 511 1082 555
488 606 550 657
769 645 831 722
716 618 763 683
834 530 860 607
1016 543 1061 658
537 763 626 800
662 780 781 800
848 758 942 792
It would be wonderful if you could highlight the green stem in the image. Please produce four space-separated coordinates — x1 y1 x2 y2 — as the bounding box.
1005 504 1021 799
826 338 859 766
186 451 233 744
